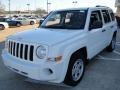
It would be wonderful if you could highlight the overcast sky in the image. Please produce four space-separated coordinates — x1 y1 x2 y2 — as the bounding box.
1 0 117 12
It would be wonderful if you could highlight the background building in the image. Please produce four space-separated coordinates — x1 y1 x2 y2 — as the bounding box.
116 0 120 16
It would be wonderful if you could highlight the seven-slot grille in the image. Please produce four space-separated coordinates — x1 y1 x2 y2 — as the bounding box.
8 40 34 61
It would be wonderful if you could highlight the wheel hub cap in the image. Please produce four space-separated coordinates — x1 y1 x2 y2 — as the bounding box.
72 59 84 81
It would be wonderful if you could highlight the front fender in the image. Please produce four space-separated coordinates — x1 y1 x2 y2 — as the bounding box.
57 41 86 83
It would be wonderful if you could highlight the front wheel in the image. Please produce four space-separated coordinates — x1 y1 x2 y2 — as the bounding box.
0 24 5 30
107 36 116 52
30 21 34 25
64 53 85 86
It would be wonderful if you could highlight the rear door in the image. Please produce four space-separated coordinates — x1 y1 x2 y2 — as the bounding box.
109 10 117 41
22 18 29 25
101 9 116 46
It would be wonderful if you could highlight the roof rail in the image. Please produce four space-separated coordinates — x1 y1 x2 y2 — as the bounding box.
96 5 108 7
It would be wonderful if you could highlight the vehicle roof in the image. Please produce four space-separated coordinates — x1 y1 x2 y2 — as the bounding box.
17 17 26 19
54 6 112 12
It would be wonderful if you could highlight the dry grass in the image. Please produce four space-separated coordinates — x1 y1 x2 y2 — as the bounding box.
0 24 39 42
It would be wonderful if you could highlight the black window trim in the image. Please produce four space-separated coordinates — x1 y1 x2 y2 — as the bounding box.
102 9 111 24
89 10 103 31
109 10 115 21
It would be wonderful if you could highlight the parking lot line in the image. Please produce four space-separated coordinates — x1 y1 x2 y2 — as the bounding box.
97 55 105 59
113 50 120 55
96 55 120 61
116 42 120 43
116 42 120 44
116 43 120 46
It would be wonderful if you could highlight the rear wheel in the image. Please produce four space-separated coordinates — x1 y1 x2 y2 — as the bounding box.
30 21 34 25
0 24 5 30
107 36 116 52
64 53 85 86
16 23 21 27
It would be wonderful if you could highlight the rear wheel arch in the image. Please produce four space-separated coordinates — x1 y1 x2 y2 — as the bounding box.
106 31 117 52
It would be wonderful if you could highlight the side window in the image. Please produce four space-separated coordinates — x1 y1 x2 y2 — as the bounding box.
102 10 111 23
89 10 103 30
23 18 27 20
110 11 115 21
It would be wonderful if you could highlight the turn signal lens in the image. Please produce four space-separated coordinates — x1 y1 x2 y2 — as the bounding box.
55 56 62 62
47 56 62 62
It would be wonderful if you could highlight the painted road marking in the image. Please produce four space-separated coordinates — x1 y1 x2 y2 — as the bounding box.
116 42 120 46
116 43 120 46
116 42 120 44
96 49 120 61
113 51 120 55
96 55 120 61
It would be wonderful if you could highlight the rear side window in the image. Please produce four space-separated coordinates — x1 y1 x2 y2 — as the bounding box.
110 11 115 21
102 10 111 23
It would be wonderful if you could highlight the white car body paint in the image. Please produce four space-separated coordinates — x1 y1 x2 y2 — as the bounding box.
0 22 9 29
1 7 118 84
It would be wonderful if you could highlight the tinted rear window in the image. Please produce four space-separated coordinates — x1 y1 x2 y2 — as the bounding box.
102 10 111 23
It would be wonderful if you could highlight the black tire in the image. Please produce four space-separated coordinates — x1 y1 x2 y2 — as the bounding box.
0 24 5 30
64 52 85 86
106 36 116 52
16 23 21 27
30 21 34 25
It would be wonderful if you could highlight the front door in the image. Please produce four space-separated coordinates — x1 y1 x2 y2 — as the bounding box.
87 10 105 58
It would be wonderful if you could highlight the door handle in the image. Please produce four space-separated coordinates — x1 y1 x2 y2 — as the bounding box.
102 29 106 32
110 26 114 28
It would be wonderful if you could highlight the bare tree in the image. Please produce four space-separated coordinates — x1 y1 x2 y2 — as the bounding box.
34 8 47 17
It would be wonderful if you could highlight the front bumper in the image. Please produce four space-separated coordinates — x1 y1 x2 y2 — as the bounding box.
5 24 9 29
1 50 64 83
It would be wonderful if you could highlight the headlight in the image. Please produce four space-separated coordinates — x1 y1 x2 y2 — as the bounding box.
36 45 47 59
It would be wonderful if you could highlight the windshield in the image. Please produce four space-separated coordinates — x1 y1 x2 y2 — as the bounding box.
41 10 88 29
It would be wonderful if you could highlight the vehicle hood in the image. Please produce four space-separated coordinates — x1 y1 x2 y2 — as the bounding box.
8 28 84 46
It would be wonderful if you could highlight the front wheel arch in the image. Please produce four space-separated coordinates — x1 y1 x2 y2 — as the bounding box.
113 31 117 38
70 47 88 64
63 47 88 86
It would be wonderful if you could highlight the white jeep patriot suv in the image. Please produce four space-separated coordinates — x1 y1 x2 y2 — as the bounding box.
2 6 118 86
